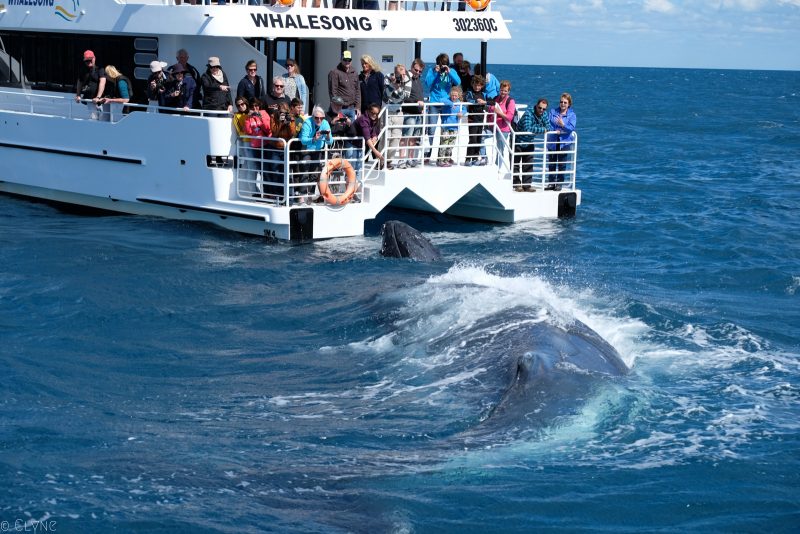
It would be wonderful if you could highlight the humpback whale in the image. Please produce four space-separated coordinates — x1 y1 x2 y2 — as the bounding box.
380 221 442 261
483 319 628 427
422 306 632 443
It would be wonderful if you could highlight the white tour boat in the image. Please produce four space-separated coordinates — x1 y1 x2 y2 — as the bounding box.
0 0 579 240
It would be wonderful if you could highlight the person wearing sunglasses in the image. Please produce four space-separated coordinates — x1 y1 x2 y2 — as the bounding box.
281 59 308 115
328 50 360 123
513 98 549 191
298 107 333 204
546 93 576 191
75 50 107 119
236 59 266 103
263 76 291 115
402 58 426 167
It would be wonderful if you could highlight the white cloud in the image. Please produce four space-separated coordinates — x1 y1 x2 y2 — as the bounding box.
720 0 767 10
644 0 676 13
569 0 605 14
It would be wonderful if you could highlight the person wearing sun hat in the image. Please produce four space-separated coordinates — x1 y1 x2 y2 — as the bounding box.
165 63 196 111
146 60 170 111
328 50 360 122
201 56 233 113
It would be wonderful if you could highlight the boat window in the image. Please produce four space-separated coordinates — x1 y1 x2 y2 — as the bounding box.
134 38 158 52
0 31 145 99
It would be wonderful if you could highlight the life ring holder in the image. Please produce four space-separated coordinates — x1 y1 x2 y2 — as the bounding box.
466 0 491 10
318 158 357 206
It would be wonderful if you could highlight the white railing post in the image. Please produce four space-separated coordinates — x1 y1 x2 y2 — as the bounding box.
284 139 291 206
571 132 578 189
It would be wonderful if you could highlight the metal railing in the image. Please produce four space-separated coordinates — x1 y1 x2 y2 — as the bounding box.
162 1 497 11
0 89 231 122
0 88 577 200
506 130 578 191
234 135 365 206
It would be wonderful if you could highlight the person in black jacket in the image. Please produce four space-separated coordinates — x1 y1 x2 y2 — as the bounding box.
236 59 266 103
201 56 232 113
326 95 362 175
359 54 384 115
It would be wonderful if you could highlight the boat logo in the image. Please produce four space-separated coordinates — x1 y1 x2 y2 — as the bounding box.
54 0 80 22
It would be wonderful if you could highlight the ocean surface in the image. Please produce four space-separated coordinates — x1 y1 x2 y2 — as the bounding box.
1 65 799 533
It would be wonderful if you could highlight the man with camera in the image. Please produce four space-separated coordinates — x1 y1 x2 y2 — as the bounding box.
326 96 361 173
423 53 461 165
146 60 171 112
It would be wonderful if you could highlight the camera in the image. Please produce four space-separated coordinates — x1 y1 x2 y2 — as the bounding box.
279 112 289 122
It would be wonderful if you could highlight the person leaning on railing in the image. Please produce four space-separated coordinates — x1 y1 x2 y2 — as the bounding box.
356 103 385 169
100 66 131 106
514 98 549 191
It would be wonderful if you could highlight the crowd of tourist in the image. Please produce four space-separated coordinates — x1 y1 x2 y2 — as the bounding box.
75 46 575 200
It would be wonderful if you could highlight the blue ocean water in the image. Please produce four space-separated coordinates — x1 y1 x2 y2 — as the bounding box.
1 65 799 533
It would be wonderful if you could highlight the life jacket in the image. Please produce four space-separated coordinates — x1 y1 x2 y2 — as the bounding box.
105 75 134 101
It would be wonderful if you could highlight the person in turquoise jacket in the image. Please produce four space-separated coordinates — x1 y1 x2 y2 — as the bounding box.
423 53 461 163
297 106 333 202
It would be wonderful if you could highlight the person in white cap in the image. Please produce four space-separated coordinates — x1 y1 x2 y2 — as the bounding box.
146 60 170 111
201 56 233 113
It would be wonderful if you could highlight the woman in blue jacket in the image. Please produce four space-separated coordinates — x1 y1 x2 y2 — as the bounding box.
547 92 577 190
298 106 333 202
423 53 461 163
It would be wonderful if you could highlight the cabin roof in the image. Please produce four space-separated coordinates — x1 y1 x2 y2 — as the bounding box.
0 3 511 41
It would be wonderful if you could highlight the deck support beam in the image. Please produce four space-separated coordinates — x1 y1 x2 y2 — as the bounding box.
480 40 487 79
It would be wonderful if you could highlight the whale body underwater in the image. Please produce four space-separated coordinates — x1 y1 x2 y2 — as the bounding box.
378 221 630 439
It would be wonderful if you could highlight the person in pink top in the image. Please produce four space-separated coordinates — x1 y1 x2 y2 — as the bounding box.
491 79 516 166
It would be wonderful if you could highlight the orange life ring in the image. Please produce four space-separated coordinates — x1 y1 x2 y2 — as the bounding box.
466 0 491 10
276 0 295 6
318 158 357 206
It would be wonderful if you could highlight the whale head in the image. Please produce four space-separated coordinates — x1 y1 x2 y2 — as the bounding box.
380 220 442 261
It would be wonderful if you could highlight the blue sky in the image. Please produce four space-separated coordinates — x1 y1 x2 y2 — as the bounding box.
435 0 800 70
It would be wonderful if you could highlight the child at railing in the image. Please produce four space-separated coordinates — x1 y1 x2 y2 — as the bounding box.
438 86 464 167
464 75 488 166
